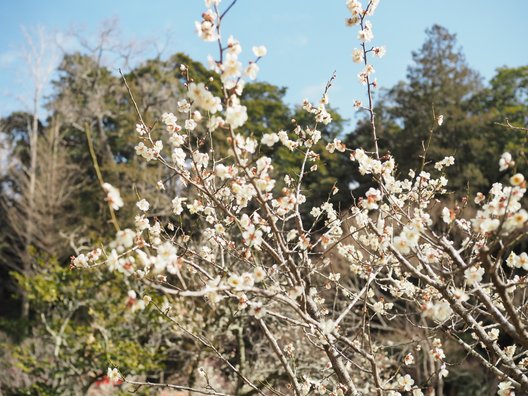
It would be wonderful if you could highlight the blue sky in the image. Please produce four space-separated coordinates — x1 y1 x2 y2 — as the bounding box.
0 0 527 124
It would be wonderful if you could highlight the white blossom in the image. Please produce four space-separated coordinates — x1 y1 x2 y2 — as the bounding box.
252 45 267 57
464 266 485 286
498 381 515 396
107 367 121 383
136 199 150 212
102 183 124 211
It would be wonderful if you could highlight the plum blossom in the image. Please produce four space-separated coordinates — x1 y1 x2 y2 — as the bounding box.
422 300 453 322
506 252 528 270
136 123 147 135
393 236 411 255
249 301 266 318
404 353 414 366
464 266 485 286
107 367 121 383
172 196 187 215
195 9 218 42
363 187 382 210
136 199 150 212
352 48 363 63
431 339 446 361
499 152 514 171
498 381 515 396
242 224 263 249
177 98 191 113
225 97 248 129
346 0 362 16
245 62 259 80
358 20 374 42
227 35 241 55
488 328 500 341
135 215 150 232
102 183 124 211
510 173 525 186
366 0 380 15
72 253 89 268
434 156 455 171
442 207 454 224
221 52 242 82
252 45 267 57
205 0 221 7
372 46 386 58
187 82 223 114
326 138 346 153
185 119 197 131
261 132 279 147
397 374 415 392
253 266 266 282
162 112 179 132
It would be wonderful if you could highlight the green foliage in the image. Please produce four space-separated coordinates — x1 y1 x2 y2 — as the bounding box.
2 254 167 394
243 82 292 138
348 25 528 196
0 112 38 166
383 25 483 189
474 65 528 163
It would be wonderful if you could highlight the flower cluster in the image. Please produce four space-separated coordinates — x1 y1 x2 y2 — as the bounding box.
472 179 527 234
74 1 528 395
102 183 123 210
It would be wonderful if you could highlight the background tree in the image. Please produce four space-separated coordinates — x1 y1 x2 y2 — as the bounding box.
0 26 60 318
364 25 485 193
474 66 528 181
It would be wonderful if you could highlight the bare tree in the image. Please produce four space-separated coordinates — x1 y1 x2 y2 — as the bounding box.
4 26 60 317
